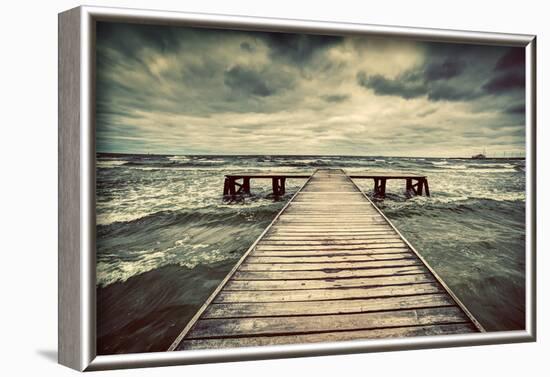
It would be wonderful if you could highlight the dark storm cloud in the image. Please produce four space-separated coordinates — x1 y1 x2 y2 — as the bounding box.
506 104 526 115
96 22 182 65
357 71 426 99
95 22 526 156
481 48 525 94
356 65 481 102
224 65 275 97
320 94 350 103
357 44 525 103
424 58 466 81
261 32 343 64
239 42 254 52
495 48 525 71
483 72 525 93
427 84 481 101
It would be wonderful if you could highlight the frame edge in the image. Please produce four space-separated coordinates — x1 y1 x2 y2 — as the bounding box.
58 5 83 371
68 5 537 371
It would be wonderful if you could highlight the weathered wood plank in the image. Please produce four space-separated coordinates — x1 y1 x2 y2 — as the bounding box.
214 283 442 303
238 259 420 271
224 273 434 291
276 222 389 226
263 234 398 240
187 306 467 338
233 266 428 280
271 226 395 231
255 243 408 251
203 293 452 318
260 237 403 245
269 230 397 235
252 247 412 257
180 323 476 349
246 253 414 264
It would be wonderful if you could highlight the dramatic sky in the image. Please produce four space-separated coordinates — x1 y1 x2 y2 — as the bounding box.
96 22 526 157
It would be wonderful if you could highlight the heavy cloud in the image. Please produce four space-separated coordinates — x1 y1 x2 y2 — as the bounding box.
96 22 526 157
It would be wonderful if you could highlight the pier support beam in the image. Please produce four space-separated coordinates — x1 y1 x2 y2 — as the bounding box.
223 177 251 198
373 178 387 198
223 177 236 196
406 178 430 197
272 177 286 196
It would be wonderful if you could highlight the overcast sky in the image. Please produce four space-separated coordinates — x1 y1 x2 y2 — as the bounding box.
96 22 526 157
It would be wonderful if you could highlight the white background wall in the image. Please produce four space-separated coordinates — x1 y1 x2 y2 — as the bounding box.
0 0 546 375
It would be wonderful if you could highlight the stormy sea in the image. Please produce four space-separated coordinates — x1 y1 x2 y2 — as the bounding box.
96 154 526 355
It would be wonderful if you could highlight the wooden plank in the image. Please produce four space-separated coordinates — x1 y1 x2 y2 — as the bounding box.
276 222 389 226
278 217 384 221
180 323 476 349
238 259 420 271
225 174 311 179
269 230 396 235
224 273 434 291
233 266 428 280
260 238 403 245
270 228 397 233
246 253 414 264
272 224 393 228
254 243 408 251
252 248 412 257
349 173 426 179
214 283 442 303
204 293 453 318
187 307 467 338
263 234 398 240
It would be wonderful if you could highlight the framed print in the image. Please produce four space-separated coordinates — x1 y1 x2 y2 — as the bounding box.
58 6 536 371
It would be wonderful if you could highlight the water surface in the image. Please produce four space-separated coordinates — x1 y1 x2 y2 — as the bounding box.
96 155 526 354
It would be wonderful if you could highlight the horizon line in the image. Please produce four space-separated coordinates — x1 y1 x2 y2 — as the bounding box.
96 151 526 159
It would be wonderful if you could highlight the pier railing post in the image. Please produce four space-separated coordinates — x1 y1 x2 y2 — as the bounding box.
226 177 236 196
223 178 230 196
423 178 430 196
406 178 412 195
243 177 251 194
373 178 386 198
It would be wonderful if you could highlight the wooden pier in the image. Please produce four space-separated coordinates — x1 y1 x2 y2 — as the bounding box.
170 169 482 351
349 173 430 197
224 171 429 198
223 173 310 197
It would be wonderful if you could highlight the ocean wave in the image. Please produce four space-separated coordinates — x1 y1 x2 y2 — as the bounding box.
97 205 284 235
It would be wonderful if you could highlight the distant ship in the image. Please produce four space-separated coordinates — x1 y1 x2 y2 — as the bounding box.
471 153 487 159
472 147 487 159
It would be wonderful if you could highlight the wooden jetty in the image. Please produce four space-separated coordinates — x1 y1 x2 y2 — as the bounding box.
223 171 429 198
349 173 430 197
169 169 482 351
223 173 310 197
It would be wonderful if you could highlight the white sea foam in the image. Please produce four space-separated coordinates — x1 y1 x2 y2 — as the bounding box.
97 160 127 168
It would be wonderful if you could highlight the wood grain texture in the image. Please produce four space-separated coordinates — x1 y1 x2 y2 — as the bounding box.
187 307 468 338
171 169 480 351
224 273 434 291
58 6 82 371
203 293 453 318
180 323 476 349
214 283 443 303
233 265 429 280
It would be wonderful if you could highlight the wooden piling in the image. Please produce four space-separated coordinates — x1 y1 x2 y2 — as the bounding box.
223 172 430 199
